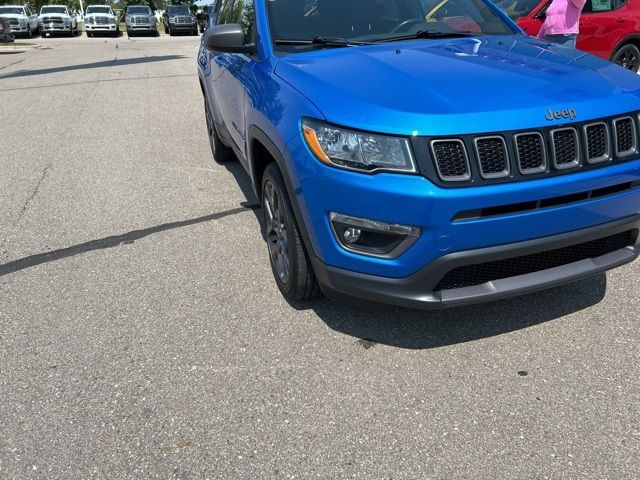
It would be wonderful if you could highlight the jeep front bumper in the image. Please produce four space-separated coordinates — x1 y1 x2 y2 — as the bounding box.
312 216 640 309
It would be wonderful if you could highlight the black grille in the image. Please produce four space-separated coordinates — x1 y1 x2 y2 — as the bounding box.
8 19 18 25
43 16 63 23
552 129 578 167
96 16 110 24
432 141 469 180
615 118 635 154
435 230 633 291
515 133 545 173
475 137 508 177
133 16 150 24
585 123 608 162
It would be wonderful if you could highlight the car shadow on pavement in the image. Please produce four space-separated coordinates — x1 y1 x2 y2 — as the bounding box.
0 55 187 79
222 160 267 240
290 274 607 350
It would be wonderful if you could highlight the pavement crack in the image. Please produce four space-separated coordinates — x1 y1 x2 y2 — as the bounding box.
0 164 52 259
0 58 24 72
18 164 52 220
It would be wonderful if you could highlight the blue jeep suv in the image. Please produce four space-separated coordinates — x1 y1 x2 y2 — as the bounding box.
197 0 640 309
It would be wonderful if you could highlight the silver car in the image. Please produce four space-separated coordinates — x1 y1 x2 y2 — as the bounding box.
125 5 158 37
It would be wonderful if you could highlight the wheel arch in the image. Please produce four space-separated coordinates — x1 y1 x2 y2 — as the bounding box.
610 35 640 60
247 125 315 249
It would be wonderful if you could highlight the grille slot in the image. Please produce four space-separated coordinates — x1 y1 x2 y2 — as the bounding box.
430 140 470 181
614 117 636 157
550 128 579 170
434 230 634 291
474 136 509 179
584 122 610 164
452 180 640 221
514 132 546 174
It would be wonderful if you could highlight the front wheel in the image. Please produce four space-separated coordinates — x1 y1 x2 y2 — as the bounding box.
612 44 640 73
261 164 320 301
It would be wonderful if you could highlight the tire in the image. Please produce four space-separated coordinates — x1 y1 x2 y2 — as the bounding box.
261 163 320 301
87 31 92 37
168 26 173 36
204 96 235 164
26 26 32 38
126 28 131 37
192 27 198 36
611 43 640 73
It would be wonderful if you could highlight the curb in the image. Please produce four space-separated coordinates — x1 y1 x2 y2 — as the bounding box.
0 43 40 51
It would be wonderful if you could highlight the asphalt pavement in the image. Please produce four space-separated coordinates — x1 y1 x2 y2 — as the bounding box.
0 34 639 479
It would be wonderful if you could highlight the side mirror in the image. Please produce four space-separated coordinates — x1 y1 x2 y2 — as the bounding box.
203 23 253 53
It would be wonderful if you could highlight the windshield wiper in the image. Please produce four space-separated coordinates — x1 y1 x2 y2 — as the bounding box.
274 36 372 48
372 30 479 43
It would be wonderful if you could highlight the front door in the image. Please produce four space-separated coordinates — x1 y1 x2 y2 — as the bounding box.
207 0 256 161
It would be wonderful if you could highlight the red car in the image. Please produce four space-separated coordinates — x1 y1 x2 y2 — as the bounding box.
493 0 640 72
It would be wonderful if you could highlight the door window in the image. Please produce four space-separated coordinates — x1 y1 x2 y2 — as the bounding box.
583 0 626 12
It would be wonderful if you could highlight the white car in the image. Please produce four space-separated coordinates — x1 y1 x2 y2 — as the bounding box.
38 5 78 37
0 5 38 37
84 5 119 37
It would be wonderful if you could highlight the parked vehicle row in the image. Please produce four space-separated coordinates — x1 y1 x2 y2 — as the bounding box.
0 4 199 38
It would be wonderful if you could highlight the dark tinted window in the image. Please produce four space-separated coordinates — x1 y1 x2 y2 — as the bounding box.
583 0 625 12
127 6 151 14
168 5 190 14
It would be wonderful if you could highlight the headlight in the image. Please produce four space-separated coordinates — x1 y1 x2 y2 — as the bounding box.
302 119 416 173
18 18 27 25
109 17 115 24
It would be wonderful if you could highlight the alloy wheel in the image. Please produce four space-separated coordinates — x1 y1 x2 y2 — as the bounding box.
615 46 640 72
263 180 289 284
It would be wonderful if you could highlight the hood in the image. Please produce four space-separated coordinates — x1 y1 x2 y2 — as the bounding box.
275 36 640 136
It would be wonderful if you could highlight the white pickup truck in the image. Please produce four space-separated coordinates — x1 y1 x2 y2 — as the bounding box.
84 5 119 37
0 5 38 38
38 5 78 37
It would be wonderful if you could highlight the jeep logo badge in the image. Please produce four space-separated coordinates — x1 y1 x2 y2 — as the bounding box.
545 108 577 121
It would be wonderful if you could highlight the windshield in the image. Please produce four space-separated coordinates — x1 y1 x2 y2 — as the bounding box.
41 7 68 14
491 0 540 19
168 6 190 14
0 7 25 14
86 6 111 14
127 6 151 14
267 0 514 51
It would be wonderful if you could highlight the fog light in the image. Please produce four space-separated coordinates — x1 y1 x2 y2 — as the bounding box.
329 212 421 258
343 228 362 244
